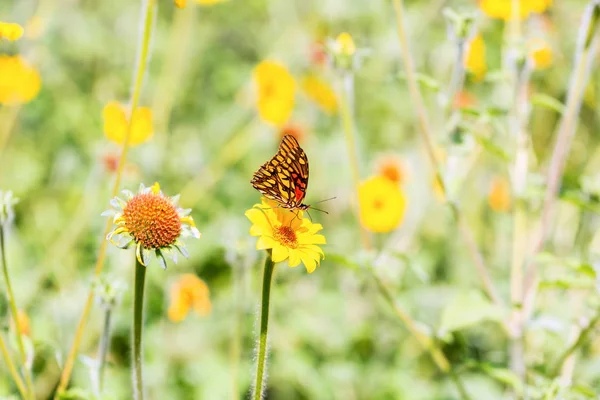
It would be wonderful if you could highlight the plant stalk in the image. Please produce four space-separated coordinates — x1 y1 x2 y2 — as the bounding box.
97 308 112 394
1 225 35 399
0 333 27 399
56 0 157 394
253 251 275 400
133 256 147 400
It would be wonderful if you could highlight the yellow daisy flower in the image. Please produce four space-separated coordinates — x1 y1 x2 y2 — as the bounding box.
528 37 553 70
488 176 511 212
168 273 211 322
196 0 226 4
253 60 296 127
245 198 326 273
0 22 24 41
103 101 154 146
359 176 407 233
0 55 41 105
480 0 552 20
105 183 201 268
301 75 338 114
464 34 487 81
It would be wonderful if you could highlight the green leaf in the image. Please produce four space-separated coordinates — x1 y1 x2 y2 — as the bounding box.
539 278 595 290
481 365 523 395
438 289 506 334
531 93 565 114
397 72 440 91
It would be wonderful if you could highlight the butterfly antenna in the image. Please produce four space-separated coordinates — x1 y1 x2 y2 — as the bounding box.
305 209 313 222
311 197 337 205
308 206 329 215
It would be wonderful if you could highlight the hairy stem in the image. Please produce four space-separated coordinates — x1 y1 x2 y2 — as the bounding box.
1 225 35 399
132 257 147 400
56 0 157 394
97 308 112 394
253 251 275 400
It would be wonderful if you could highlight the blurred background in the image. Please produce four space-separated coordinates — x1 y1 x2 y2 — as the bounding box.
1 0 600 399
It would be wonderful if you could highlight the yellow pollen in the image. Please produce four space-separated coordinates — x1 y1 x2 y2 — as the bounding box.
122 193 182 249
274 225 298 249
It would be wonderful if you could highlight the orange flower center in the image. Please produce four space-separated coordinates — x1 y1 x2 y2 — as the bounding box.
122 193 182 249
274 225 298 249
373 199 384 210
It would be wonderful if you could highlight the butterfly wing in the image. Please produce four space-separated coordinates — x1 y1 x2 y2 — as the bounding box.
251 135 310 208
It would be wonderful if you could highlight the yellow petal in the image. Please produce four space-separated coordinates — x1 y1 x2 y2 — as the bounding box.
271 244 289 263
130 106 153 145
288 250 302 267
256 236 276 250
103 102 128 144
298 249 318 273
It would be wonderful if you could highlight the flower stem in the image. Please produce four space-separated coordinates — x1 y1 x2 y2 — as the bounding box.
55 0 156 395
338 72 372 250
0 333 27 399
551 311 600 377
133 256 147 400
0 225 35 399
391 0 503 310
253 251 275 400
96 308 112 395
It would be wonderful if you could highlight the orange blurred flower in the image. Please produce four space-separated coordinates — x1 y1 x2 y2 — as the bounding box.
464 34 487 81
0 22 24 41
253 60 296 127
310 40 327 66
174 0 186 7
376 155 408 185
279 122 305 142
488 176 511 212
10 309 31 337
168 274 212 322
103 102 154 146
453 90 477 109
0 56 41 105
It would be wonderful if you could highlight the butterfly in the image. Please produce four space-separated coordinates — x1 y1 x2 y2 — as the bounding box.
251 135 311 211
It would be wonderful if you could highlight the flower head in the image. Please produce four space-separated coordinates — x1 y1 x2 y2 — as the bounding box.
488 176 511 212
168 273 211 322
0 22 24 41
335 32 356 56
253 60 296 127
464 34 487 81
103 101 153 146
0 190 19 226
480 0 552 20
279 122 305 142
105 183 201 268
245 198 326 273
302 75 338 114
0 56 41 105
376 155 408 185
359 176 406 233
528 38 553 70
10 310 30 337
196 0 226 4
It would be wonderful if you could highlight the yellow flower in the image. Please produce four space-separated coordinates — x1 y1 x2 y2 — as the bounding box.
464 34 487 81
376 155 408 185
488 176 511 212
105 183 201 268
103 101 154 146
253 61 296 127
359 176 406 233
301 75 338 114
0 22 24 41
480 0 552 20
528 38 553 70
432 175 446 203
245 198 326 273
196 0 226 4
10 309 31 337
175 0 186 7
336 32 356 56
168 274 211 322
0 56 41 105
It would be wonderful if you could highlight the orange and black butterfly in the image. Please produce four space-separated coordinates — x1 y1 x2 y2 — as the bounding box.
251 135 311 211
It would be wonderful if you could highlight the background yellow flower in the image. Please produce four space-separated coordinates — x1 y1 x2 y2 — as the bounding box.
196 0 226 4
488 176 511 212
0 22 24 41
168 274 212 322
302 75 338 114
529 38 553 70
0 56 41 105
103 102 154 146
464 34 487 81
253 60 295 127
480 0 552 20
336 32 356 56
359 176 406 233
246 198 326 273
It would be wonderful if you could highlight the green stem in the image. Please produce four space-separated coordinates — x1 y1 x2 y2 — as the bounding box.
253 251 275 400
0 333 27 399
551 311 600 377
56 0 156 395
97 308 112 394
1 225 35 399
133 257 147 400
338 72 372 250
